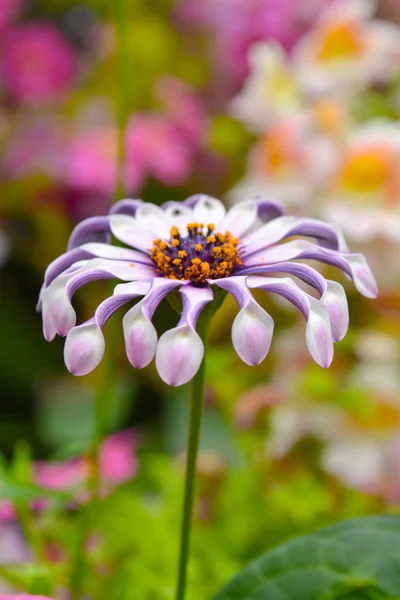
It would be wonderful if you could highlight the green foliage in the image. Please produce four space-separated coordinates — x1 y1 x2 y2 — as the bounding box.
214 516 400 600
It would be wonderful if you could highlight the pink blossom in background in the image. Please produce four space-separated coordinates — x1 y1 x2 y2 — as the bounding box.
34 458 88 491
155 76 208 147
0 22 77 103
0 0 23 31
2 118 66 179
66 113 194 196
99 429 139 486
34 430 139 494
0 500 15 522
126 115 193 187
66 127 124 195
176 0 336 86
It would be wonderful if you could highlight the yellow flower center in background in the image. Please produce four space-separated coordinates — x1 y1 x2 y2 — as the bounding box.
341 149 391 195
151 223 242 284
316 22 366 62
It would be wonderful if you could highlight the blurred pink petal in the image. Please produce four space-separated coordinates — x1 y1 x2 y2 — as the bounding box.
0 500 15 522
176 0 336 85
127 115 193 186
0 22 77 103
155 76 208 146
0 0 23 31
34 458 88 491
99 429 139 486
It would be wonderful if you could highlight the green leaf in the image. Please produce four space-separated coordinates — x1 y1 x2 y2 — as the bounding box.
0 563 62 596
214 516 400 600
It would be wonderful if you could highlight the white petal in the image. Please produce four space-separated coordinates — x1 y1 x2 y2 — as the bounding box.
193 195 226 228
163 204 194 232
135 203 170 239
64 322 105 376
109 214 155 252
155 325 204 386
321 281 349 342
45 281 76 337
123 311 158 368
347 255 378 298
232 303 274 366
306 298 334 368
218 199 259 236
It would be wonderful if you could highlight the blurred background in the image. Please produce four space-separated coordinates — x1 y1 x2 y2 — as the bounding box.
0 0 399 598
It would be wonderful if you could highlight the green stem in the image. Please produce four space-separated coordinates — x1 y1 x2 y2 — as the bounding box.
175 332 207 600
115 0 130 201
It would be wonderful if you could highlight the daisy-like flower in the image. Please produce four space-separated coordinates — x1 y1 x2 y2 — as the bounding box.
293 0 400 96
230 43 302 131
325 120 400 243
229 119 338 210
38 195 377 386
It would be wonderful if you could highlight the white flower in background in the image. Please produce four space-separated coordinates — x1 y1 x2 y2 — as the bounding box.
351 330 400 397
266 403 345 458
322 435 396 492
230 43 302 131
293 0 400 96
325 120 400 243
229 118 339 211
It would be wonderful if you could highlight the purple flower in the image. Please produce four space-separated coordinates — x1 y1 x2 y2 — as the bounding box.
38 195 377 386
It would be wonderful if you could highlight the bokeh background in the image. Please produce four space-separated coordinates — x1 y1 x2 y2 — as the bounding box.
0 0 399 598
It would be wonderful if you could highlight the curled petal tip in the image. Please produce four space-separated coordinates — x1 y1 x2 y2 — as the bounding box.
306 300 334 368
156 326 204 386
322 281 349 342
124 316 157 369
64 323 105 376
232 305 274 366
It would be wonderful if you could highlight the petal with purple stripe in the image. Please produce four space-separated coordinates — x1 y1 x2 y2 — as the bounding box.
241 216 348 258
44 243 152 287
241 239 378 300
236 261 348 341
64 318 105 376
212 277 274 366
155 285 213 386
247 276 334 367
123 279 182 369
67 216 111 251
44 259 156 338
110 198 143 217
256 198 285 222
64 281 151 376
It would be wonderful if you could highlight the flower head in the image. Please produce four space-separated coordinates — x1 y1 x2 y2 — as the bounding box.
293 0 400 95
38 195 377 386
230 119 339 210
325 120 400 243
230 43 302 131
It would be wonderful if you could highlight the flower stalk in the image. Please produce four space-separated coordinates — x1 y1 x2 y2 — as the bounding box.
175 318 208 600
115 0 130 201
